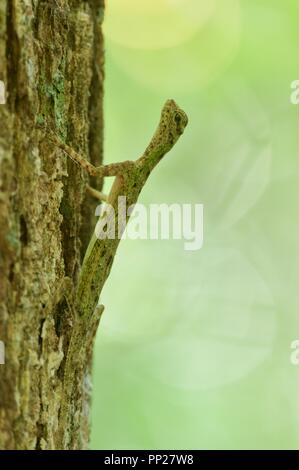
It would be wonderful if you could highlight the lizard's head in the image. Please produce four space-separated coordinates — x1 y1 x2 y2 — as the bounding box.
143 99 188 165
161 99 188 139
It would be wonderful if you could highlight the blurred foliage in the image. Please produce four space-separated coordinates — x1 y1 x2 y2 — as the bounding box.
91 0 299 449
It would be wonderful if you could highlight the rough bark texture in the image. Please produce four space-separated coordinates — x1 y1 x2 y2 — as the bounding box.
0 0 104 449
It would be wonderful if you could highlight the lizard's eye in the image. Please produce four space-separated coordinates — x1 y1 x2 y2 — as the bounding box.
174 113 181 125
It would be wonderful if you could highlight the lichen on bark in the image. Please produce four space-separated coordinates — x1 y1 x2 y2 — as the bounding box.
0 0 104 450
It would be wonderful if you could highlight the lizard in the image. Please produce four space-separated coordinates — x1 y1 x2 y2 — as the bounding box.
48 99 188 447
49 99 188 321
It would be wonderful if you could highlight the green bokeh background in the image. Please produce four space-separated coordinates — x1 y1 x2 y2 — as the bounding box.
91 0 299 449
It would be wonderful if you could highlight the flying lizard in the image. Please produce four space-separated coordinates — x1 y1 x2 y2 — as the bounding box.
50 99 188 320
48 99 188 447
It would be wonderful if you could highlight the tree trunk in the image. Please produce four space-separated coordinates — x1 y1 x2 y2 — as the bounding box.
0 0 104 450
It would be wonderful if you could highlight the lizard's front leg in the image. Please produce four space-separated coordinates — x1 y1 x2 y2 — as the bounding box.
86 185 108 202
49 132 136 177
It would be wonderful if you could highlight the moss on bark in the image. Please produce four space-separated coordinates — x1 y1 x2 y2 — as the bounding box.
0 0 104 449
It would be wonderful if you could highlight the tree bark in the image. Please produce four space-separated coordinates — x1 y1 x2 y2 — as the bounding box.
0 0 104 449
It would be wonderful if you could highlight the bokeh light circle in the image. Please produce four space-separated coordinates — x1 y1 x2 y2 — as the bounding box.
105 0 240 93
104 0 216 50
